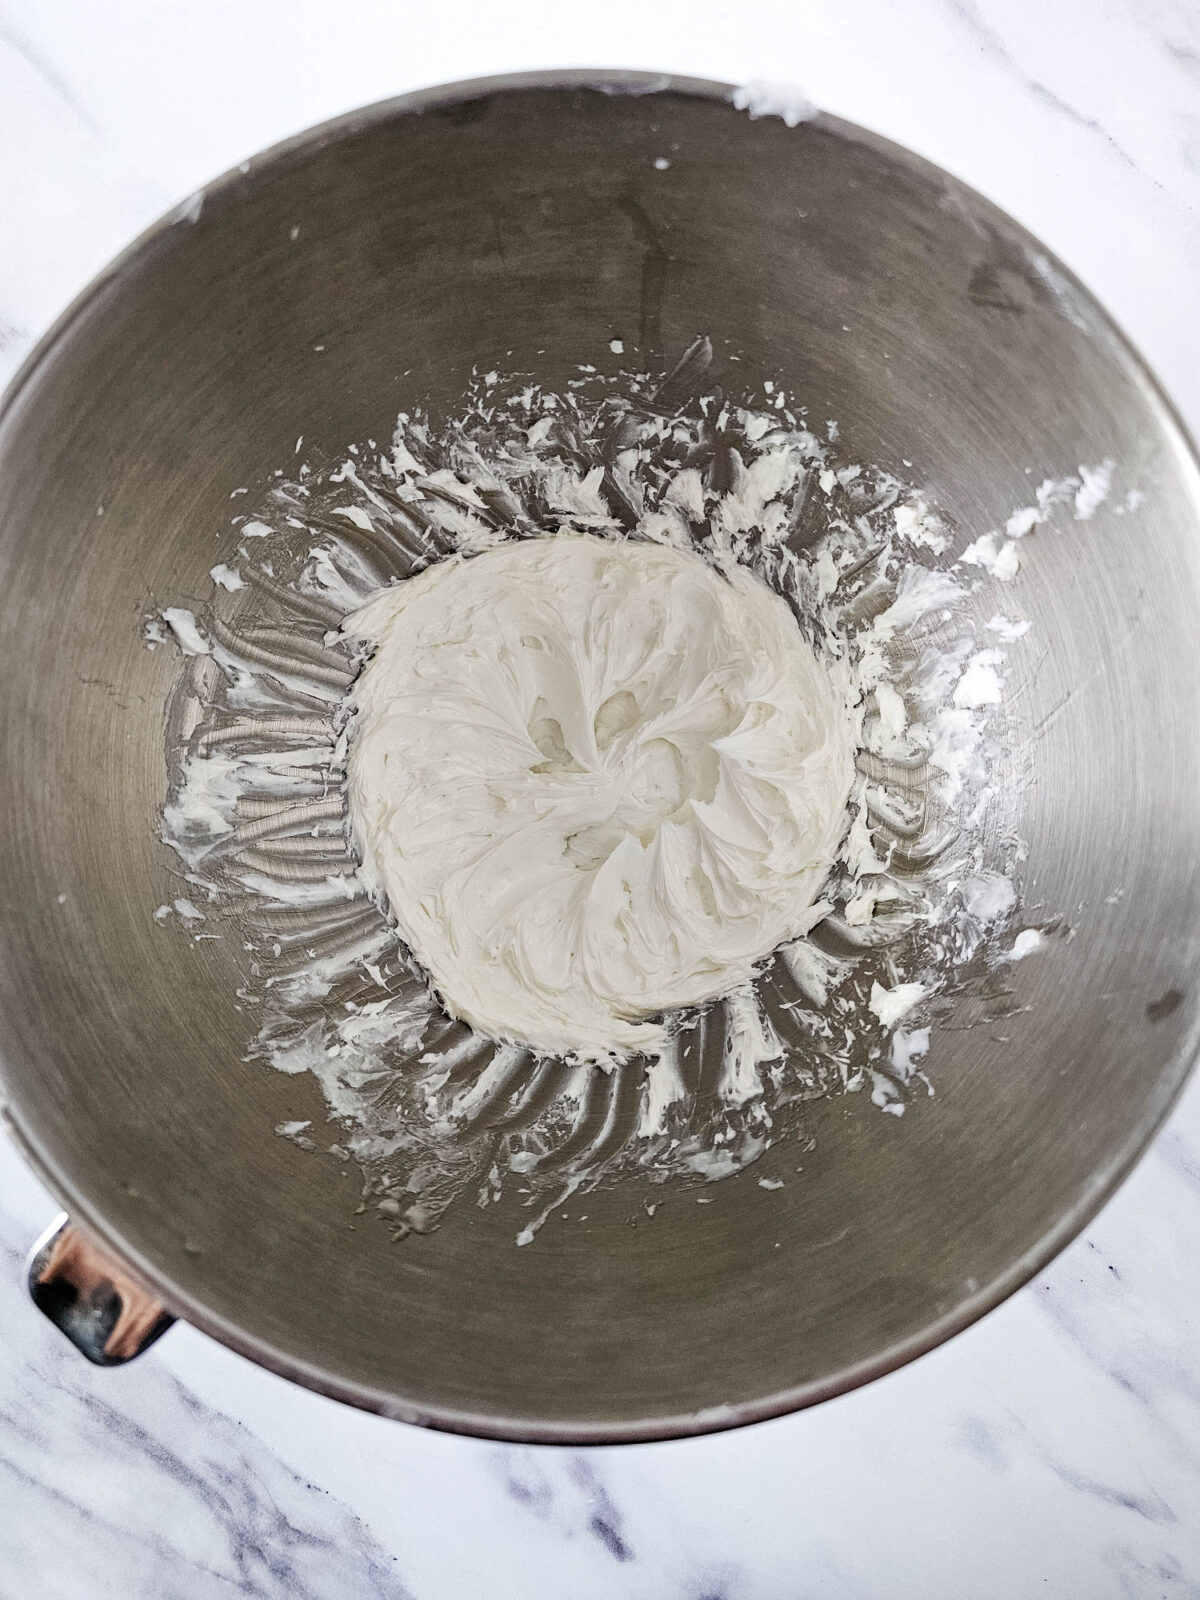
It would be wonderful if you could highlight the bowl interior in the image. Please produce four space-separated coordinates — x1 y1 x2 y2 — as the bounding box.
1 74 1199 1439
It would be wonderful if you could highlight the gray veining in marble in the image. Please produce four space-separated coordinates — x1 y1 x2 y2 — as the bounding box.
0 1209 415 1600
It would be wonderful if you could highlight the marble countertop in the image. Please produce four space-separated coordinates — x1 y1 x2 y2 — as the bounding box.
3 2 1200 1594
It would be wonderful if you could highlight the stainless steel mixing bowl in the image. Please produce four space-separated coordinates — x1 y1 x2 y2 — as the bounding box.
2 70 1199 1442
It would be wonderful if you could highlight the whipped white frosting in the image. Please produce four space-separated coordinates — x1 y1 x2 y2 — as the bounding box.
345 534 855 1058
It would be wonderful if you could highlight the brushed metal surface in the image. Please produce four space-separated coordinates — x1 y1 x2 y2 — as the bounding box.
1 70 1198 1441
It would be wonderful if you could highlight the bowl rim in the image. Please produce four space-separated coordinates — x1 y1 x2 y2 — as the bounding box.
3 65 1200 1445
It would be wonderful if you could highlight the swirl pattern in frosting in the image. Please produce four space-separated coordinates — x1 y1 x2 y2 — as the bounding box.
345 534 855 1057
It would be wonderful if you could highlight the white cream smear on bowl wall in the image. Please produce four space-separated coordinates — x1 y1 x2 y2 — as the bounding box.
153 355 1123 1242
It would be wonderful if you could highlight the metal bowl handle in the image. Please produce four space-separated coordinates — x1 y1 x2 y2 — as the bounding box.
27 1216 175 1364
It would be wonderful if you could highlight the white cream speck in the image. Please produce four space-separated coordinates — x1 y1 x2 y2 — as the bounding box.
1008 929 1045 961
869 980 927 1027
162 608 210 656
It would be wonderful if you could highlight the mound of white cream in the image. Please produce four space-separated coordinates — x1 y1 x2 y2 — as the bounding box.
345 535 855 1057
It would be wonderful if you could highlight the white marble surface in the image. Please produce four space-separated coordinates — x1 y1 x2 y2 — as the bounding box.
3 1 1200 1594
